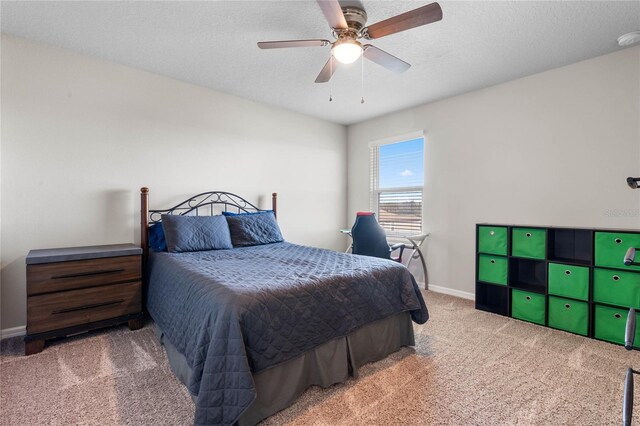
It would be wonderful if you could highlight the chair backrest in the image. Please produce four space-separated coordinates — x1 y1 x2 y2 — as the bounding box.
351 213 391 260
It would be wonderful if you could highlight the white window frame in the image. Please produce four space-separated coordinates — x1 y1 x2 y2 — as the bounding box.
369 131 425 237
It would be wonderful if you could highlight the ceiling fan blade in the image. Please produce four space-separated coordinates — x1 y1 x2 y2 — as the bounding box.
315 57 338 83
316 0 348 29
363 2 442 39
258 39 330 49
363 45 411 74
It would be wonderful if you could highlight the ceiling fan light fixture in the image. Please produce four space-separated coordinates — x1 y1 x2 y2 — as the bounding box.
332 39 362 64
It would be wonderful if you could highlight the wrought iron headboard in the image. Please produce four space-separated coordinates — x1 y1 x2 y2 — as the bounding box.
140 187 277 266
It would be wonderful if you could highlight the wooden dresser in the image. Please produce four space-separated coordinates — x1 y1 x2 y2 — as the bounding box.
25 244 143 355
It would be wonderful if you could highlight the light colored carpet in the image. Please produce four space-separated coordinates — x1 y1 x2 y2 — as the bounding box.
2 291 640 425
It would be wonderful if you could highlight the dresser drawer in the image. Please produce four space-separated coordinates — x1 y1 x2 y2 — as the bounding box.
548 263 589 301
511 228 546 260
478 226 508 256
27 281 141 334
595 231 640 271
511 289 546 325
478 254 508 285
548 296 588 336
593 268 640 309
594 304 640 346
27 255 141 295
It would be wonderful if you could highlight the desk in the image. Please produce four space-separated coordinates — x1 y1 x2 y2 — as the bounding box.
339 229 352 253
340 230 429 289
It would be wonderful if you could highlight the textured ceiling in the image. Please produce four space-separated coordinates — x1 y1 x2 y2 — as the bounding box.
2 1 639 125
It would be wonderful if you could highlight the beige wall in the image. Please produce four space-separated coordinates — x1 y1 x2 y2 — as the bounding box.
0 35 348 330
348 46 640 297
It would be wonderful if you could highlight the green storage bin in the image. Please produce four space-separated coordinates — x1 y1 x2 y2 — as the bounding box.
478 254 508 285
548 263 589 301
595 231 640 271
512 228 546 260
594 304 640 346
478 226 508 256
548 296 588 336
511 289 546 325
593 268 640 309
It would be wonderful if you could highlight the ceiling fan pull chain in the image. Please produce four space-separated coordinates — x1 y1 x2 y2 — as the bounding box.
360 53 365 104
329 55 333 102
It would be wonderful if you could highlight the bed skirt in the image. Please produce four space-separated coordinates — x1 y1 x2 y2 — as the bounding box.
155 311 415 425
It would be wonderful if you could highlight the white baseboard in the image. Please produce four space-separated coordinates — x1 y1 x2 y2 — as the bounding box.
1 325 26 340
426 284 475 301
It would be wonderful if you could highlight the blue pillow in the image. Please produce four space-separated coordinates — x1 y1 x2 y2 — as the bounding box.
224 211 284 247
161 214 233 253
149 223 167 252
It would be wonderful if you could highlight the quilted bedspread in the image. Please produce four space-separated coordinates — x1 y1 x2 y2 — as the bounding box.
146 242 428 426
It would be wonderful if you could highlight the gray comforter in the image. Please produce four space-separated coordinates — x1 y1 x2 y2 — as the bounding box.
147 242 428 426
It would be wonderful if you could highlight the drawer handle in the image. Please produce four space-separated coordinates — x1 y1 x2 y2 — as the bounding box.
52 268 125 280
613 275 621 281
52 299 124 315
565 270 572 275
490 231 495 236
526 233 532 237
616 313 622 319
526 296 531 300
616 238 623 244
565 304 571 309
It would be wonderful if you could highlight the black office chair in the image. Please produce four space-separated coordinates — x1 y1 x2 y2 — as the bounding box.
351 212 406 262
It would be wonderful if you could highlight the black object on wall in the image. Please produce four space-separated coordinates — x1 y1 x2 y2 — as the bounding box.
627 177 640 189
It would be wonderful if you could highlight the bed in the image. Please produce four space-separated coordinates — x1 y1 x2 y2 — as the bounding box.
140 188 429 426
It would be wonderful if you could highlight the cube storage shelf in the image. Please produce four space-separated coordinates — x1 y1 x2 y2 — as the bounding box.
476 224 640 345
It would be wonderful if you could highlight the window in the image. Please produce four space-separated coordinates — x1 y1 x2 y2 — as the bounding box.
370 136 424 236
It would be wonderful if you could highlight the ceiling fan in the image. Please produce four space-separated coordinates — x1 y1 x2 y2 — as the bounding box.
257 0 443 83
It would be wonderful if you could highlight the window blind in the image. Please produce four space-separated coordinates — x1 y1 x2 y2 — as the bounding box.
369 137 424 236
378 190 422 235
370 145 380 192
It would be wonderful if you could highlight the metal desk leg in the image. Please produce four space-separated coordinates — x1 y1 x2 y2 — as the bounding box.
340 229 353 253
407 248 428 290
406 236 428 290
416 249 428 290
